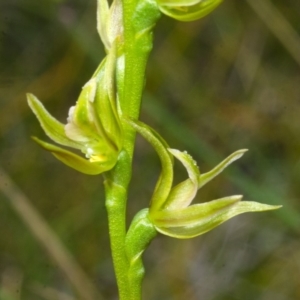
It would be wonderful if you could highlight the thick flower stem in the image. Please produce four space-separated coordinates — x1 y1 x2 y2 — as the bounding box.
104 44 150 295
104 177 129 299
104 0 161 299
122 0 161 124
104 149 132 299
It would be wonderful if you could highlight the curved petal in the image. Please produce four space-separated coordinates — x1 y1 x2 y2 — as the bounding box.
159 0 223 22
164 149 200 209
198 149 248 189
163 179 195 210
27 93 82 150
69 57 106 136
125 118 174 211
65 79 104 145
154 197 281 239
32 137 114 175
168 149 199 184
94 42 122 149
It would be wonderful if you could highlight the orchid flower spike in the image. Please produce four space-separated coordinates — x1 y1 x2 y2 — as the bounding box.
97 0 124 52
27 45 123 175
127 118 281 239
157 0 223 22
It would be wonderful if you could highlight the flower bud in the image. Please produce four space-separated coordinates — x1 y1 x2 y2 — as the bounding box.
97 0 124 51
157 0 223 22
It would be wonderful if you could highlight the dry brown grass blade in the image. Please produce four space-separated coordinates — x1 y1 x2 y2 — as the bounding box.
246 0 300 67
0 167 104 300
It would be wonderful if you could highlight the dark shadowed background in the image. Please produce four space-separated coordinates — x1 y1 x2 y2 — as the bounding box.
0 0 300 299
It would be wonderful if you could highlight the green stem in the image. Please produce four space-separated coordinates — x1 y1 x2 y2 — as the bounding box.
105 147 134 299
104 185 128 299
122 0 161 121
104 0 161 299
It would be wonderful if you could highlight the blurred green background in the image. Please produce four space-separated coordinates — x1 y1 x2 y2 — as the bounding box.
0 0 300 299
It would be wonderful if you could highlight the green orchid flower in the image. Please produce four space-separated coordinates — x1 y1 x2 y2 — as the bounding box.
127 118 281 239
157 0 223 22
27 44 123 175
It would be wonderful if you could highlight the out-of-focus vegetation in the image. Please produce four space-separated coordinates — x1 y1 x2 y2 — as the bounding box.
0 0 300 299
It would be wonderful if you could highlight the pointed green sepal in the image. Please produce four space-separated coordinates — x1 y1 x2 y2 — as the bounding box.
27 93 82 150
31 136 115 175
125 118 174 212
198 149 248 188
153 196 281 239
